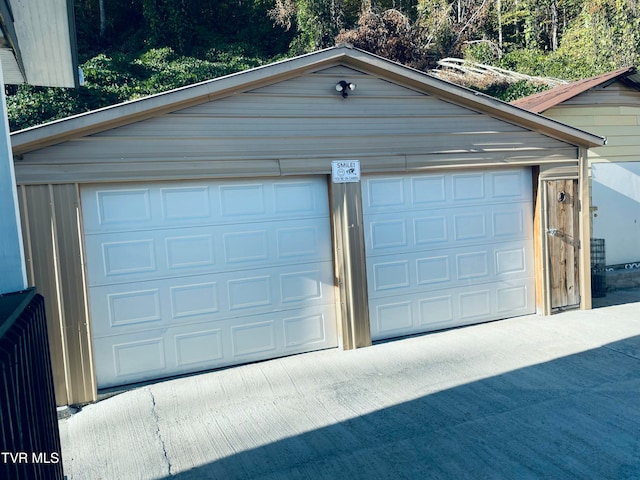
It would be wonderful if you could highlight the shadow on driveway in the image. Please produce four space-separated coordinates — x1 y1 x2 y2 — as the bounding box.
166 336 640 480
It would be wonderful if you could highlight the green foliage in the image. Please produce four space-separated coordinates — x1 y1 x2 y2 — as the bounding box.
133 47 265 97
7 47 268 131
499 48 552 77
551 0 640 77
6 84 123 132
463 42 501 64
499 47 597 81
74 0 293 59
417 0 494 58
273 0 343 53
11 0 640 131
271 1 419 54
477 79 550 102
142 0 197 54
74 0 145 57
416 0 454 58
497 0 640 81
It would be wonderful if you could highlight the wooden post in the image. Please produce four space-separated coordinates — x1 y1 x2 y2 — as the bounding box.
540 180 552 315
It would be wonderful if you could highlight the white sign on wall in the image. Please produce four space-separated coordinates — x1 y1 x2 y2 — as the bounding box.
331 160 361 183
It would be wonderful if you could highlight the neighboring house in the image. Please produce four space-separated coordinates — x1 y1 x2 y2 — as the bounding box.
11 44 604 406
0 0 79 295
513 68 640 273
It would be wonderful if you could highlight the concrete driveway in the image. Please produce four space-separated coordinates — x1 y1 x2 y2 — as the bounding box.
59 295 640 479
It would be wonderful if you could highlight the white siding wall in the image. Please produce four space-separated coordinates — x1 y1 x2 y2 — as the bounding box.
545 83 640 265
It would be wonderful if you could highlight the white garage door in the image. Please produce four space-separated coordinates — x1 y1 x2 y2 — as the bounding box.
363 168 535 341
82 177 337 388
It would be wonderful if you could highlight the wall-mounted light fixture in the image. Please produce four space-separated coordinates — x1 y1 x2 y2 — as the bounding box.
335 80 356 98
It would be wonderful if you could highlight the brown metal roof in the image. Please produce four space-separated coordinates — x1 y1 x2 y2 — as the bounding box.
512 66 638 113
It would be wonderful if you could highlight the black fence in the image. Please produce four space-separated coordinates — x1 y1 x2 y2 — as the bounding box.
0 288 63 479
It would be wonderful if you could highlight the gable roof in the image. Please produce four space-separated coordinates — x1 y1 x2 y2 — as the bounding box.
512 66 640 113
0 0 79 87
11 44 605 155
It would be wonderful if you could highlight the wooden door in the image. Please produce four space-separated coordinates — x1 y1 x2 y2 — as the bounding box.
546 179 580 310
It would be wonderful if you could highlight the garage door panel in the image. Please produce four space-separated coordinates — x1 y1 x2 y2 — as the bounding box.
363 170 531 215
82 179 328 234
367 240 534 298
365 203 533 256
370 278 534 340
174 328 224 367
91 187 153 229
92 305 337 388
89 261 334 338
82 177 337 388
364 168 535 340
84 217 332 286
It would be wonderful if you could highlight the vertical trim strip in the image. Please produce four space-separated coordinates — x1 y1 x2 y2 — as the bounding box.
48 184 72 403
75 182 97 401
540 180 552 315
18 185 35 282
330 179 372 349
578 147 592 309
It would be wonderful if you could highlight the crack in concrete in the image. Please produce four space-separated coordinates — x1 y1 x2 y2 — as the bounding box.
603 345 640 362
149 387 173 476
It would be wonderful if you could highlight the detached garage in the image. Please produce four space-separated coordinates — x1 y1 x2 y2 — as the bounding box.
11 44 604 405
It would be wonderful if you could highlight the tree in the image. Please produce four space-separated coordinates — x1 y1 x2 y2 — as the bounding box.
550 0 640 77
416 0 492 58
270 0 344 52
74 0 145 56
336 8 428 67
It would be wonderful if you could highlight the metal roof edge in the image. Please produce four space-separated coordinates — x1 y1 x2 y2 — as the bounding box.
338 47 606 148
11 46 350 154
512 66 637 113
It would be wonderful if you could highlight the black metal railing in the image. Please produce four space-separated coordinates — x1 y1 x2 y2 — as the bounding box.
0 288 63 480
591 238 606 298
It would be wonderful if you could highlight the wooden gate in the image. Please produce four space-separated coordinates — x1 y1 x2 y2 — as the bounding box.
545 179 580 310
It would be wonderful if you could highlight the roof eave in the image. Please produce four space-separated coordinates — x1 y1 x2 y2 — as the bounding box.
11 46 355 155
513 66 638 114
470 98 606 148
338 48 605 148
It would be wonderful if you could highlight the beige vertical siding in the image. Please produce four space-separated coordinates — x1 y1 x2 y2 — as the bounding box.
330 180 371 349
18 184 95 406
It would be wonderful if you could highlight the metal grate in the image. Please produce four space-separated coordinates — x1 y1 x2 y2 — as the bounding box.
590 239 606 298
0 289 63 479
